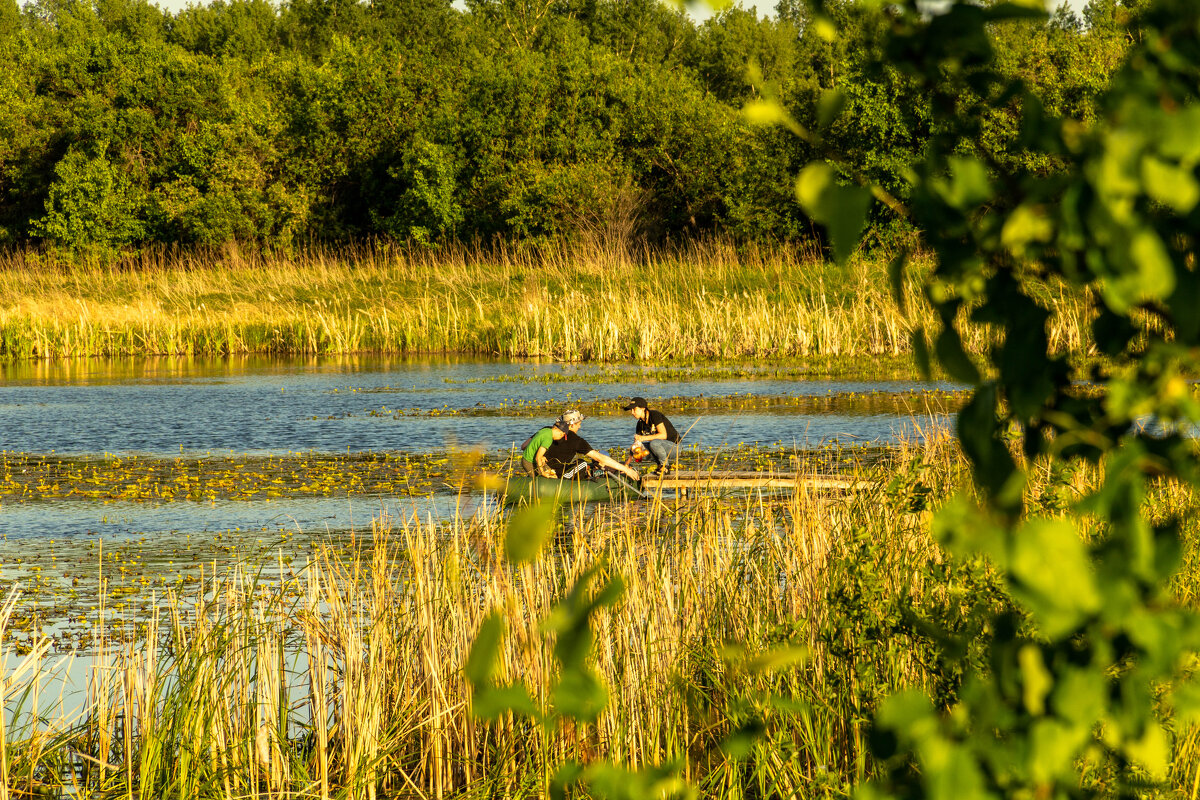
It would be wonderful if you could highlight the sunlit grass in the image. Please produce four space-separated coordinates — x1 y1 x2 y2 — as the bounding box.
0 448 946 797
6 436 1199 797
0 239 1094 362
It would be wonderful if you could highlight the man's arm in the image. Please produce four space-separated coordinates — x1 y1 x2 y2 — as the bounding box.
587 450 639 481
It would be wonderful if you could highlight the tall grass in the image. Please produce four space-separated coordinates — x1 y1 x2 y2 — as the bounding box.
7 438 1196 797
0 441 958 798
0 240 1095 362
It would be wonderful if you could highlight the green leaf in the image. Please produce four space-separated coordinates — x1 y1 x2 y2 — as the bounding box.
1018 644 1052 716
875 690 937 744
796 162 835 211
1169 271 1200 344
931 494 1006 565
550 761 585 800
472 682 540 721
465 614 541 720
1091 307 1139 357
1001 204 1054 257
745 645 809 673
464 612 504 685
935 326 980 384
1103 229 1177 312
573 761 693 800
813 15 836 41
824 187 872 264
927 747 988 800
912 328 932 378
795 162 872 264
1157 106 1200 162
940 157 992 209
1124 607 1182 666
888 250 909 313
1125 722 1169 780
817 89 847 129
1010 518 1101 640
743 100 791 128
956 386 1024 509
1168 678 1200 725
505 501 558 563
1129 229 1176 301
1052 666 1106 726
1029 719 1090 783
721 720 766 759
1142 156 1199 212
543 570 624 669
1092 129 1143 203
554 668 609 722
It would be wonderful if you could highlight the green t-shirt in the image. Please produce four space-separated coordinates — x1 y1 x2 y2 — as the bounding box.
522 427 555 463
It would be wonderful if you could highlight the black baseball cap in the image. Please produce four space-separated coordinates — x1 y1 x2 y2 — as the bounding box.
622 396 648 411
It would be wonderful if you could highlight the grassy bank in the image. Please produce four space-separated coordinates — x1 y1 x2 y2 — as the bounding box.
4 439 1200 797
0 240 1093 363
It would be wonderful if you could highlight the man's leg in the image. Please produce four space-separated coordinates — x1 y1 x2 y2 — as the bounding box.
520 458 537 476
646 440 681 470
563 461 591 480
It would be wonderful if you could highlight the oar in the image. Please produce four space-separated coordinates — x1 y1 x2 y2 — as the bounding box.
609 469 651 499
596 466 651 500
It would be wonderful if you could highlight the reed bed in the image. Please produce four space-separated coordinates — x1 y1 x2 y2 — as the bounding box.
7 437 1199 798
0 240 1095 362
0 441 959 798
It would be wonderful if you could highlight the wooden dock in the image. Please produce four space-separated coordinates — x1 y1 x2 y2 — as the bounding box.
640 471 868 492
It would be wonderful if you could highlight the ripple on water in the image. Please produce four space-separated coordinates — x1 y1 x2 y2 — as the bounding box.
0 355 956 455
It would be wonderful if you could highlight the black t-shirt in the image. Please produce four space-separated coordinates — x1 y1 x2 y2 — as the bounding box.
636 409 680 443
544 432 593 474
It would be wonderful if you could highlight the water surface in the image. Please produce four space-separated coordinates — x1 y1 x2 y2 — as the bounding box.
1 355 953 456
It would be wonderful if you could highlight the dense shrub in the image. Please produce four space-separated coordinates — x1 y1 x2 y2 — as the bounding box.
0 0 1136 254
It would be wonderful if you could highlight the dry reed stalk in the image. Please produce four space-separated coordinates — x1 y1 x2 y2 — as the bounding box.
253 598 285 795
303 569 331 800
15 442 1198 796
0 592 34 799
0 239 1091 361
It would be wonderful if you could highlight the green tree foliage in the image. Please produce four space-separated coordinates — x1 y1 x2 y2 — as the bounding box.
95 0 165 40
0 0 1140 254
0 0 23 39
167 0 277 60
562 0 694 68
33 144 144 254
686 6 796 104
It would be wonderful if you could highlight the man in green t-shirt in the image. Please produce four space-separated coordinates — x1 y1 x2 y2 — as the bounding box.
519 420 569 477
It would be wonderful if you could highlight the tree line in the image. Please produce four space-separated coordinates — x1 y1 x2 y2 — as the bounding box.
0 0 1141 255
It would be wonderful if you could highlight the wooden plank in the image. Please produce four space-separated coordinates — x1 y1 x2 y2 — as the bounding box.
640 473 868 491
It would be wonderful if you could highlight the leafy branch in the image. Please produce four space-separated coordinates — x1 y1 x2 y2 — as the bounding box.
768 0 1200 796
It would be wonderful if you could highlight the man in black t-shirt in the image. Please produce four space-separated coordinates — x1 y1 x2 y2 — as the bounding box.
544 411 641 482
623 396 682 473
